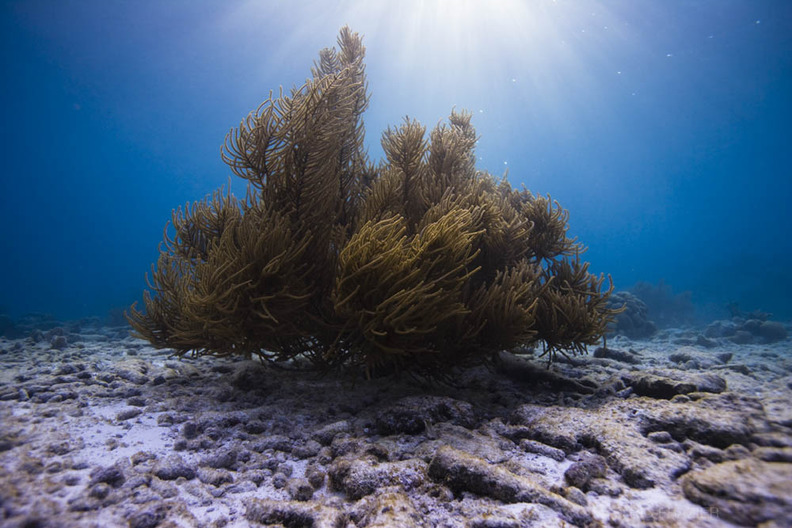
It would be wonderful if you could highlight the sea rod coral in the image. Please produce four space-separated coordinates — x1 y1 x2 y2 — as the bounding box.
127 26 618 377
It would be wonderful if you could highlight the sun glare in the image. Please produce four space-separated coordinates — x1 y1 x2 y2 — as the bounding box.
219 0 638 171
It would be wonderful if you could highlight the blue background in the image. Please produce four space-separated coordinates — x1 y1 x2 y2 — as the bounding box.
1 0 790 322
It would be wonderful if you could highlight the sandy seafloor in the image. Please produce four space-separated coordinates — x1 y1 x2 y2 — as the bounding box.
1 318 791 528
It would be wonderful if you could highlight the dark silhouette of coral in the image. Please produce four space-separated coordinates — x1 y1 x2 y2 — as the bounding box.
127 27 618 376
631 280 697 328
606 291 656 339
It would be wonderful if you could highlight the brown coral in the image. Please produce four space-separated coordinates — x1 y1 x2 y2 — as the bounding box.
127 26 618 377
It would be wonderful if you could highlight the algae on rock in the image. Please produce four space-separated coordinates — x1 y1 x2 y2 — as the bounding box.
128 26 618 376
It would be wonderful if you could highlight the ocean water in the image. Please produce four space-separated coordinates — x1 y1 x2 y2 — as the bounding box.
1 0 790 325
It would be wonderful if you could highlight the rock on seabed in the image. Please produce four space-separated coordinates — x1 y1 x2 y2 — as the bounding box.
0 321 790 527
682 458 792 526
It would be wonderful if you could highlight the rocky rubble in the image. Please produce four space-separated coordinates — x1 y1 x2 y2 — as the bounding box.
0 320 791 527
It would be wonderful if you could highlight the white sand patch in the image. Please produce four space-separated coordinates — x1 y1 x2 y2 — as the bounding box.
69 403 177 467
587 486 739 527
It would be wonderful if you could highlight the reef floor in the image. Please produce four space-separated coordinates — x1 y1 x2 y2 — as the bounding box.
1 321 791 527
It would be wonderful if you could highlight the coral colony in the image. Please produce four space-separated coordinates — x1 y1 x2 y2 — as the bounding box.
128 27 617 377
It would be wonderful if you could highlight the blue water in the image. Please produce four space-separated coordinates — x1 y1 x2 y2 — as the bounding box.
1 1 790 323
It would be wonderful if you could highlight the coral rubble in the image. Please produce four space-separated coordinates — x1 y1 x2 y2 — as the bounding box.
1 320 790 526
